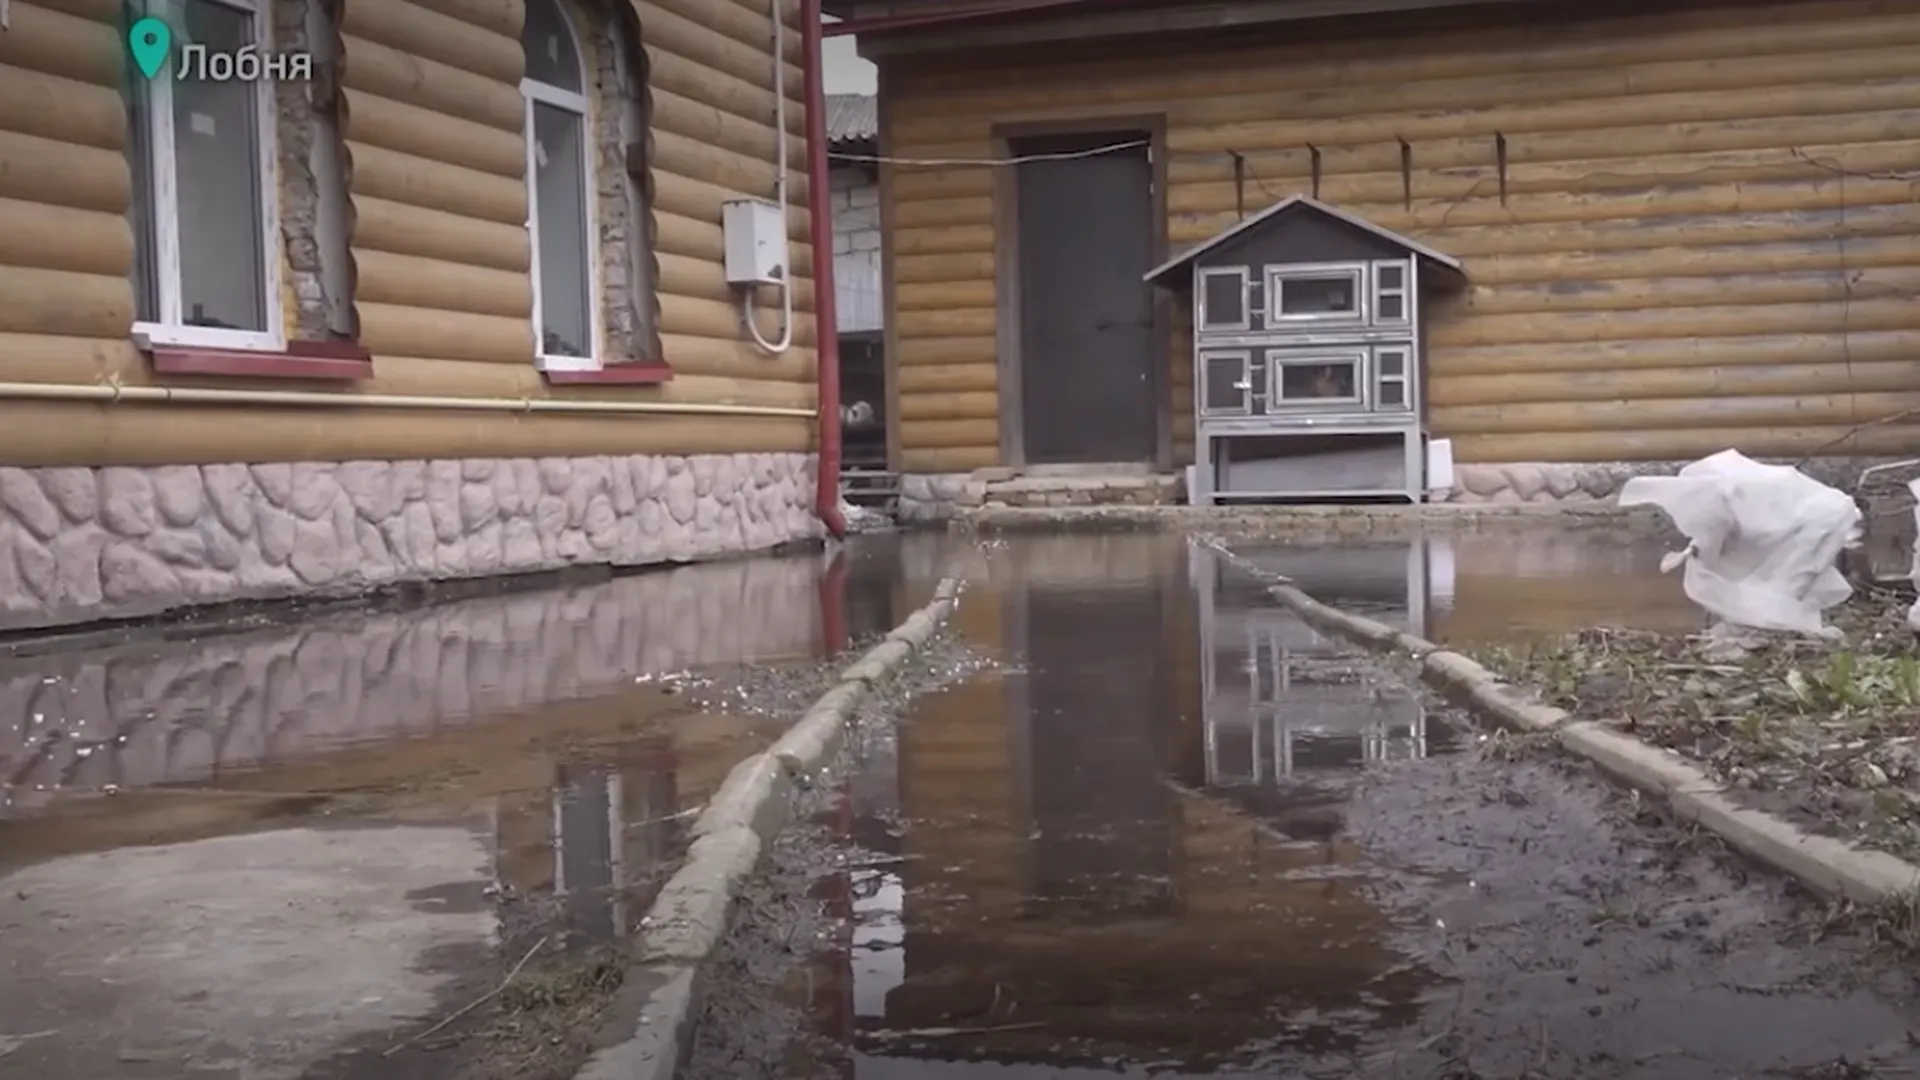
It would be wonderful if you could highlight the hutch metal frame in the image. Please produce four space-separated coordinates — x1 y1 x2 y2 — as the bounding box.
1145 196 1465 505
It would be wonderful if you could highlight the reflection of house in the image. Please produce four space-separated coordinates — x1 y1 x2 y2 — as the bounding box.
0 0 836 632
1191 542 1429 784
490 710 762 938
0 552 829 809
524 750 679 941
812 534 1434 1067
494 740 681 941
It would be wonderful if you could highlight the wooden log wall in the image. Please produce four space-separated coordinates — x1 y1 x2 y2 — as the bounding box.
882 0 1920 470
0 0 819 466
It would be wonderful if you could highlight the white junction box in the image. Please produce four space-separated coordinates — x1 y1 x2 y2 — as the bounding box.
722 198 788 286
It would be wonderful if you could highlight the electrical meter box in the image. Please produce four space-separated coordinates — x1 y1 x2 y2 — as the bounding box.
722 199 789 286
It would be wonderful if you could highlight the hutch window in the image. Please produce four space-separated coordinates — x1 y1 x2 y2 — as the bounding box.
1269 350 1366 406
1372 261 1411 324
1374 346 1412 409
1197 267 1251 331
1267 264 1365 323
1200 350 1254 415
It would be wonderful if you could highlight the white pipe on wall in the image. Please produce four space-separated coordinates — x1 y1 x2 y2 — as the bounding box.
743 0 795 355
0 382 815 417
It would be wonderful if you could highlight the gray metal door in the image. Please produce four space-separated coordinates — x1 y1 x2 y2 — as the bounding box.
1014 133 1157 464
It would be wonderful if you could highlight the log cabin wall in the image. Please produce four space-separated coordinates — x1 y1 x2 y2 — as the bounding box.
0 0 824 631
879 0 1920 499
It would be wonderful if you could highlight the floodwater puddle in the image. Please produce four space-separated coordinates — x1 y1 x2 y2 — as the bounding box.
0 551 875 1080
1220 525 1704 645
725 532 1920 1080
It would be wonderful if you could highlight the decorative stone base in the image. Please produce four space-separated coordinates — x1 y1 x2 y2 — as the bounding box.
898 470 1186 523
1439 457 1904 504
0 453 820 631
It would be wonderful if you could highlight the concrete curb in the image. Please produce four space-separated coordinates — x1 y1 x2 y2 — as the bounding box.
571 577 964 1080
1205 541 1920 907
963 501 1656 534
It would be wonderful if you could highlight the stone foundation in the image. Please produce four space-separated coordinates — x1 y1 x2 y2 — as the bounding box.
899 471 1185 523
897 456 1908 520
0 453 819 631
1440 457 1902 504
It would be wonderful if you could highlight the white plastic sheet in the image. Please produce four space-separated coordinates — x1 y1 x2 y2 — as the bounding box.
1617 449 1861 637
1907 478 1920 633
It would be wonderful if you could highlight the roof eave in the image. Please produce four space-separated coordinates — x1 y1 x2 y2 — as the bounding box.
1143 194 1464 285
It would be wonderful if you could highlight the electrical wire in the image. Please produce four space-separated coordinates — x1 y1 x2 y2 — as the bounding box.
827 138 1148 167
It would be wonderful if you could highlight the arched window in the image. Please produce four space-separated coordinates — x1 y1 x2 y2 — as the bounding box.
522 0 596 369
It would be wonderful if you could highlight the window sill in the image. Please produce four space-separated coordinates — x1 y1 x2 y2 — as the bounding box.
148 340 374 381
542 363 674 386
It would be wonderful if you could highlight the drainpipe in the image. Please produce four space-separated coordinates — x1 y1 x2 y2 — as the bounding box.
817 550 850 657
801 0 848 540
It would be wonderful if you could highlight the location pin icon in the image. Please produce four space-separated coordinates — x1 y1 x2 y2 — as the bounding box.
129 17 171 80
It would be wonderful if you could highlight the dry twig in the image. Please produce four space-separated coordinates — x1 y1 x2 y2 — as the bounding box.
383 934 551 1057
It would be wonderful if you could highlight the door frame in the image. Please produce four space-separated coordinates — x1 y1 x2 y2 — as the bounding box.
991 114 1173 471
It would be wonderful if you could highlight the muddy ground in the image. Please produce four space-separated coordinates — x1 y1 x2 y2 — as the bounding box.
288 650 871 1080
289 630 995 1080
684 650 1920 1080
1478 588 1920 867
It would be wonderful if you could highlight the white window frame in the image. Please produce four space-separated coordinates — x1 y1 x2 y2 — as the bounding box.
1265 348 1369 409
1374 344 1413 411
1195 266 1250 333
1370 259 1412 327
1264 261 1368 327
521 0 602 373
129 0 285 354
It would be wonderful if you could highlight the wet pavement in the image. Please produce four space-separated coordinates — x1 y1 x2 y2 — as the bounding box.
689 531 1920 1080
0 551 886 1080
1 523 1905 1080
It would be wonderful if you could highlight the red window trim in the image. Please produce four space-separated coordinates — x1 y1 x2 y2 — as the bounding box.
542 362 674 386
147 339 374 381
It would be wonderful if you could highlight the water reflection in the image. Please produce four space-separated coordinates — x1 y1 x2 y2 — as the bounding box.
812 534 1439 1074
1193 542 1431 786
492 738 694 944
811 527 1695 1073
1216 527 1700 644
0 553 831 814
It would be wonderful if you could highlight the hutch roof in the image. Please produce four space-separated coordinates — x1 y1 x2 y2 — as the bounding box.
1143 194 1467 287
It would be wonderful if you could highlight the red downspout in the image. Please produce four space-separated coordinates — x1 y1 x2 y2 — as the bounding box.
817 549 850 657
803 0 849 540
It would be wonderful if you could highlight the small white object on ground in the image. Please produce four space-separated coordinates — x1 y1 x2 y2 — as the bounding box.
839 499 893 533
1618 449 1860 637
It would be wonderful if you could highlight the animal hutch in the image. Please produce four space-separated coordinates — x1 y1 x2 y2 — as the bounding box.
1144 196 1466 504
1188 539 1431 785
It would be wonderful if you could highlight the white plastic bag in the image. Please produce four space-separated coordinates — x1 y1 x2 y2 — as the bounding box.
1906 478 1920 632
1617 449 1861 637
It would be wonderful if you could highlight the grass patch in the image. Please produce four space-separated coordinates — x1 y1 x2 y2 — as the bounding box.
1475 590 1920 861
